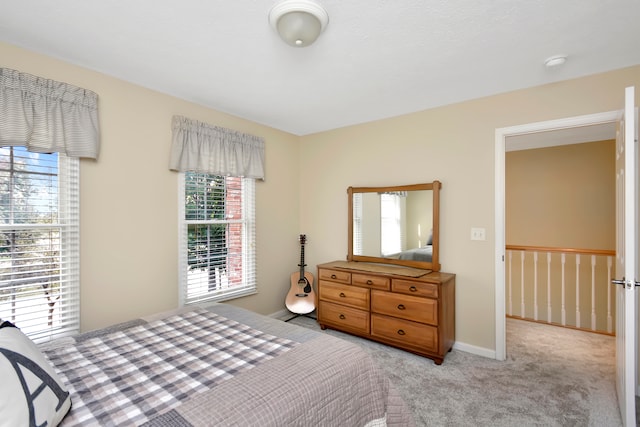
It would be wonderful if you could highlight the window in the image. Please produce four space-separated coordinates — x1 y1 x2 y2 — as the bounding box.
352 193 363 255
0 146 80 342
178 172 256 305
380 193 405 256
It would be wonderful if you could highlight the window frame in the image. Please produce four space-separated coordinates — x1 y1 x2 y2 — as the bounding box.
177 172 257 306
0 147 80 342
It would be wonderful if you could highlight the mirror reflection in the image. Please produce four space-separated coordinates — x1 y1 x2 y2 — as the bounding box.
353 190 433 259
348 182 440 271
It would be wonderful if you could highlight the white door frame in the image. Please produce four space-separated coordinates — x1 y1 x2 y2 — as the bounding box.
494 110 622 360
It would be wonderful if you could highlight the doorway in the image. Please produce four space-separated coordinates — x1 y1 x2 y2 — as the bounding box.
494 110 621 360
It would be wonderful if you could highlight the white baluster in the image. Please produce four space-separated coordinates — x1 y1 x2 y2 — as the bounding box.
575 254 581 328
591 255 596 331
520 251 525 318
607 256 613 333
561 253 566 326
508 251 513 316
547 252 552 323
507 248 612 334
533 252 538 321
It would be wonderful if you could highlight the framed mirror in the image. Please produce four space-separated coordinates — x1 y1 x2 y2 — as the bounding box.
347 181 441 271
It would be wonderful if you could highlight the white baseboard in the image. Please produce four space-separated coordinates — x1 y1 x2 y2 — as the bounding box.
453 341 496 359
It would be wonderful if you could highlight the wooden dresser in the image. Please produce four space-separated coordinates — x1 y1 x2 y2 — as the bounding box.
317 261 455 365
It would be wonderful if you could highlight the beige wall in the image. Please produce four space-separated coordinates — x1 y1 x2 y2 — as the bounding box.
4 40 640 352
300 67 640 351
1 41 301 332
506 140 615 250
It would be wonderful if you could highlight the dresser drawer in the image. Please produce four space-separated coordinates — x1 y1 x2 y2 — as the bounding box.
318 268 351 284
392 279 438 298
371 314 437 352
319 281 370 309
352 273 390 290
371 290 437 325
319 301 370 334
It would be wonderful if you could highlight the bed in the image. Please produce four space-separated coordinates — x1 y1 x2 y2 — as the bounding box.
395 245 433 262
1 302 415 426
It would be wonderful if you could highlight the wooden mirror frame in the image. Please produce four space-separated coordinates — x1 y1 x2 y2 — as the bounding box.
347 181 441 271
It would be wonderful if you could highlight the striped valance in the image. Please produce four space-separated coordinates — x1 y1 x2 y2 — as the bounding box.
169 115 265 180
0 68 100 159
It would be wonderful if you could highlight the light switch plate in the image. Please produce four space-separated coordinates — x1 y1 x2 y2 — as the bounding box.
471 227 486 241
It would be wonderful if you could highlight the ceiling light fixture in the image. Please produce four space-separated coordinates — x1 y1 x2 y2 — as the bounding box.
544 54 568 68
269 0 329 47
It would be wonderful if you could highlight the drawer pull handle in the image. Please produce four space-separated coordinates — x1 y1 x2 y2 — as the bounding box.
397 329 406 336
366 280 373 285
397 304 406 310
331 274 337 279
339 292 346 298
409 286 417 292
339 314 346 320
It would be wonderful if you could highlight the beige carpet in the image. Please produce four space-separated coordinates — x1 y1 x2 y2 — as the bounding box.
287 315 622 426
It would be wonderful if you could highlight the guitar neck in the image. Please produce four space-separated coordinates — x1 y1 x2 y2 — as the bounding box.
299 244 306 277
298 235 307 278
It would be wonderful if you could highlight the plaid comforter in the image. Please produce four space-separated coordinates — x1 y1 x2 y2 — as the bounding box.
43 309 297 426
41 304 416 426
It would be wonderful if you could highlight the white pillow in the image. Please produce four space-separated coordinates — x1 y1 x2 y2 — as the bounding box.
0 322 71 427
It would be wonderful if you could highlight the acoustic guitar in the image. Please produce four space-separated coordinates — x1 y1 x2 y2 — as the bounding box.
285 234 316 315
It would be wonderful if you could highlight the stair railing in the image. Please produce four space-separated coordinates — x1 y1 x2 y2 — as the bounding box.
505 245 616 335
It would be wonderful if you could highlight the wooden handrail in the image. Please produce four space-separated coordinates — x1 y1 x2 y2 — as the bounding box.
506 245 615 257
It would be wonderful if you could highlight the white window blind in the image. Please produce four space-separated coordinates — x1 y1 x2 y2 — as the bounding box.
178 172 256 305
0 146 80 342
353 193 363 255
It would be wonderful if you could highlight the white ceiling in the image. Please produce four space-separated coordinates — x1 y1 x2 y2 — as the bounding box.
1 0 639 136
